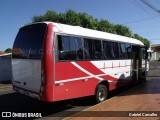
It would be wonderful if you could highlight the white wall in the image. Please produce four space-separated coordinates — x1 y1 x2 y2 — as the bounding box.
151 52 160 61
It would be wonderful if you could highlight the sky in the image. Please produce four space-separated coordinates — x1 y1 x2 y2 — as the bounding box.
0 0 160 51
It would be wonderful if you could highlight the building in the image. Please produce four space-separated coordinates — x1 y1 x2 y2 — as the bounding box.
150 44 160 61
0 53 12 82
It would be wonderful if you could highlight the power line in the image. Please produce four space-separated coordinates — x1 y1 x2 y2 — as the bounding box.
125 0 160 24
132 0 160 19
140 0 160 13
123 15 160 24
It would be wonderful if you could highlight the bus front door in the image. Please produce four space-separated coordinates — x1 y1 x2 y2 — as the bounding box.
132 45 147 82
140 47 147 81
132 46 141 81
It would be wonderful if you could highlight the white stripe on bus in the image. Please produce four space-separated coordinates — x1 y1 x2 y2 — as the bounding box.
55 75 113 84
71 62 104 80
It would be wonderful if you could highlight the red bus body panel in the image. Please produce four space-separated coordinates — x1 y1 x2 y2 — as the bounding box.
41 23 54 101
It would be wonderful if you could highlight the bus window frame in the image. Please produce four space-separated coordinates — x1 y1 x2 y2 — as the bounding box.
55 33 145 62
55 33 85 62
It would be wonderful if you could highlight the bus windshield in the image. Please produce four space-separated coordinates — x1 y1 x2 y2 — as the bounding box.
12 23 47 59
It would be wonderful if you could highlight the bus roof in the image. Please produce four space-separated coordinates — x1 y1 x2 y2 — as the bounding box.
35 22 144 46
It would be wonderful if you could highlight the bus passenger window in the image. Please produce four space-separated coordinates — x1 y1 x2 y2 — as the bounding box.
84 39 102 60
84 40 90 59
94 40 103 59
111 42 119 59
103 41 119 60
125 43 132 59
103 41 110 59
58 35 83 61
119 43 131 59
119 43 127 59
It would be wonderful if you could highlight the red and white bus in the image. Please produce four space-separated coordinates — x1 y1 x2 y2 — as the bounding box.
12 22 149 103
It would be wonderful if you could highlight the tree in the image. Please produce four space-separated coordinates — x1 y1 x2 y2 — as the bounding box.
43 10 58 22
4 48 12 53
32 15 44 23
115 24 132 37
65 9 81 26
79 12 98 30
98 19 114 33
57 13 66 23
133 34 150 48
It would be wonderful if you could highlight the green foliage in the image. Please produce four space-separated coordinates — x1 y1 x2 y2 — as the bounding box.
65 10 81 26
32 15 44 23
133 34 150 48
44 10 58 22
31 9 150 47
115 24 132 37
78 12 98 30
4 48 12 53
98 19 115 33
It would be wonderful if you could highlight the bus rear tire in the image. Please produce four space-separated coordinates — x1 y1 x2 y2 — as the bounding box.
95 85 108 103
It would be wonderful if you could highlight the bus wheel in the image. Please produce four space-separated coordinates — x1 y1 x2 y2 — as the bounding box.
95 85 108 103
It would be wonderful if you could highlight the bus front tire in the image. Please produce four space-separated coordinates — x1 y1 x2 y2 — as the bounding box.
95 85 108 103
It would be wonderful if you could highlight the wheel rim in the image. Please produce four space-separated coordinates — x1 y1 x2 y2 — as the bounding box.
98 88 106 101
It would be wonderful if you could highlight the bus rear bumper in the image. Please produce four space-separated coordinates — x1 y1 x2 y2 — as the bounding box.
13 86 41 100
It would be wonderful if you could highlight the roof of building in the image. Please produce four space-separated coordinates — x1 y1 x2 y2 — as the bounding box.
151 44 160 47
0 51 7 55
0 52 12 57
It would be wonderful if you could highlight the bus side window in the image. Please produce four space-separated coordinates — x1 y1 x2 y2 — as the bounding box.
58 35 83 61
119 43 131 59
110 42 119 59
125 43 132 59
84 39 90 59
93 40 103 59
58 36 70 60
71 37 83 60
84 39 95 59
84 39 102 60
103 41 119 60
119 43 126 59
